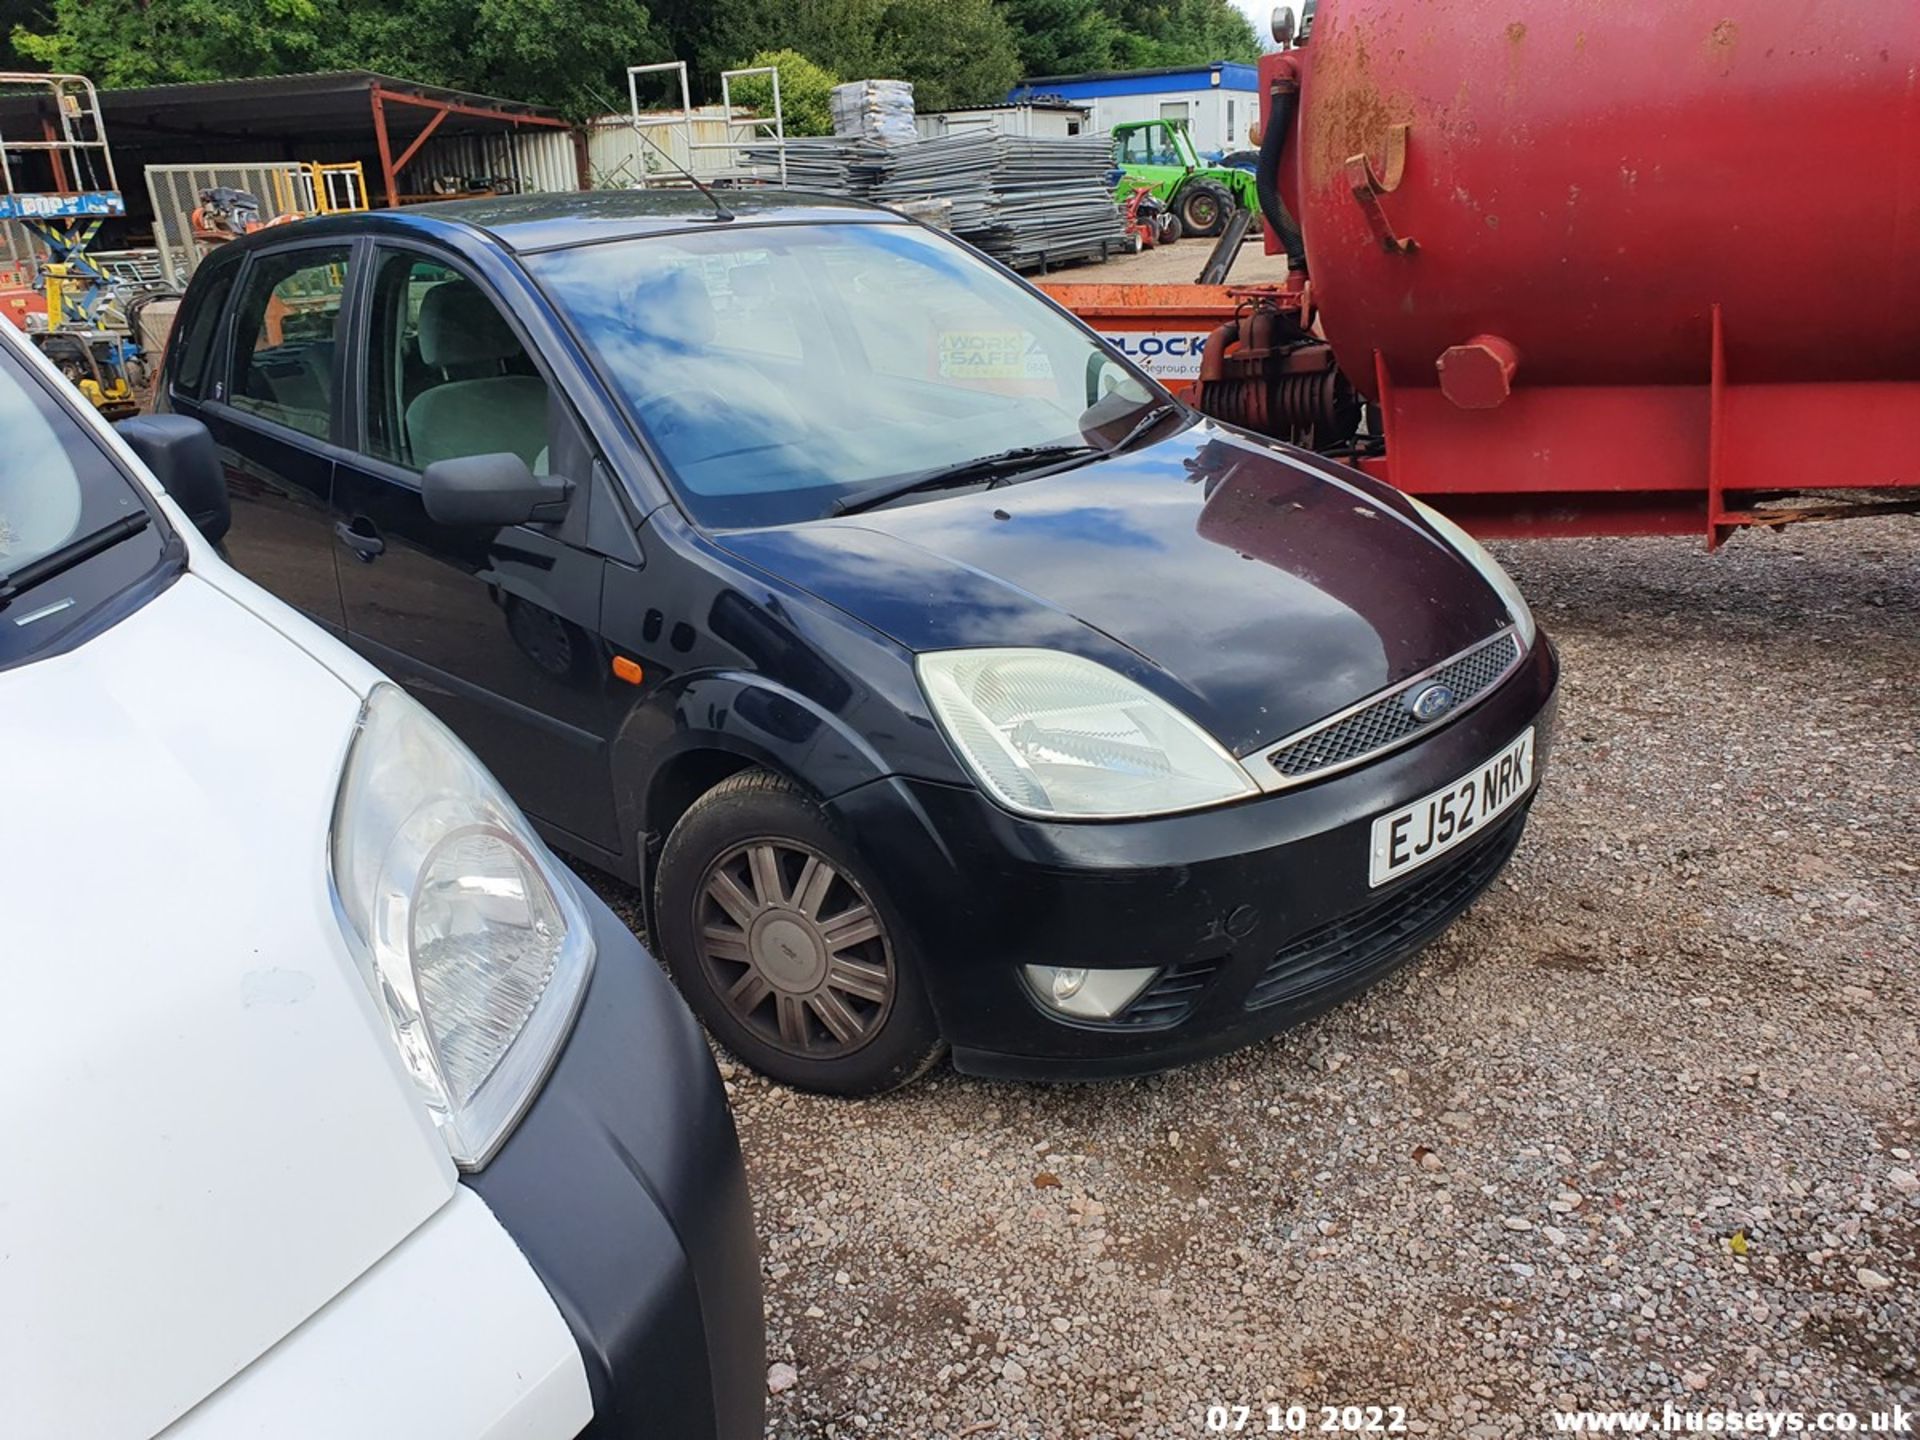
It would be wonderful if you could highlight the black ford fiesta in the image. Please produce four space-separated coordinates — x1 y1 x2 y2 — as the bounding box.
159 190 1557 1094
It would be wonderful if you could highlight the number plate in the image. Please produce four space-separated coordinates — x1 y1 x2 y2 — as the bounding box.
1368 728 1535 887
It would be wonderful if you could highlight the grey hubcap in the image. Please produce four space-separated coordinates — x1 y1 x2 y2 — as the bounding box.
695 839 894 1057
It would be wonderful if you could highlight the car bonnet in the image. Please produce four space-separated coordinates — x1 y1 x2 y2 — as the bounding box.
716 422 1513 757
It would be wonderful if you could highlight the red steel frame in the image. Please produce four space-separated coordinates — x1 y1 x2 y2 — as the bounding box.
1349 303 1920 547
368 83 585 209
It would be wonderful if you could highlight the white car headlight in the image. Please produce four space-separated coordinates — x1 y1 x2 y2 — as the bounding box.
917 648 1257 819
330 684 593 1169
1405 495 1536 649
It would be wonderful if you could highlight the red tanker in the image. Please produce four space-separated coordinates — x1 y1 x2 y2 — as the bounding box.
1204 0 1920 544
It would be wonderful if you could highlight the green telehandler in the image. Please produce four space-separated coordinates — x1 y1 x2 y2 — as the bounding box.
1109 118 1257 239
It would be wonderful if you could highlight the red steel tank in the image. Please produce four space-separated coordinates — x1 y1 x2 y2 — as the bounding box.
1260 0 1920 543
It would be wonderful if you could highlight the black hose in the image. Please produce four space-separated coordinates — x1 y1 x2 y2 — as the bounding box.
1256 80 1307 274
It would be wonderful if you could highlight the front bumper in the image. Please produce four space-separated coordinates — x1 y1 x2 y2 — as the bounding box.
829 640 1559 1081
468 880 765 1440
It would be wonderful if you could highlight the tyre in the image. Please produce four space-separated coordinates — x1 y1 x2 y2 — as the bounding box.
1157 212 1184 244
1177 180 1233 238
654 768 945 1095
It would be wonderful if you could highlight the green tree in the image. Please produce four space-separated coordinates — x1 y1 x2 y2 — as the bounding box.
993 0 1118 78
1111 0 1261 67
640 0 760 100
1 0 48 68
767 0 1018 113
12 0 324 84
879 0 1019 110
12 0 655 118
728 48 837 137
9 0 1254 122
324 0 659 118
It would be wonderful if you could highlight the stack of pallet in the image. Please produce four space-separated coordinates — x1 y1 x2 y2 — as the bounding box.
829 80 918 146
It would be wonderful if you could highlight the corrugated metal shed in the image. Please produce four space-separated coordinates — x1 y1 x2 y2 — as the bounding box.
583 108 779 186
8 70 583 229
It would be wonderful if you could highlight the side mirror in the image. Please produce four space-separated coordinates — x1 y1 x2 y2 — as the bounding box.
115 414 230 544
420 453 573 528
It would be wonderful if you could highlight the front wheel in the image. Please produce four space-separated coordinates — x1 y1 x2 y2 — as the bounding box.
1177 180 1232 238
654 769 945 1095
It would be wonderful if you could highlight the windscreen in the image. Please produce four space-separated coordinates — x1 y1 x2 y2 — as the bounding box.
0 353 90 574
530 222 1156 527
0 338 169 666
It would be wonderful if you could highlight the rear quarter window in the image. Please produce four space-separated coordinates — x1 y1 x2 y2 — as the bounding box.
168 252 243 402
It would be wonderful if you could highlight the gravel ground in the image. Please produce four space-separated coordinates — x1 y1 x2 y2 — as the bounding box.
1033 233 1289 287
592 517 1920 1438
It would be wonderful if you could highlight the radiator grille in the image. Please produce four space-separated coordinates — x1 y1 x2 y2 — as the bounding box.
1265 632 1522 783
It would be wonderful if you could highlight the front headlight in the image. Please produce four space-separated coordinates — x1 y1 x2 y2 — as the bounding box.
916 648 1257 819
1405 495 1536 649
330 684 593 1170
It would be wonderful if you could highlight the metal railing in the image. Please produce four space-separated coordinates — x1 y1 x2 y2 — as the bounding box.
717 66 787 184
624 61 787 187
0 72 120 215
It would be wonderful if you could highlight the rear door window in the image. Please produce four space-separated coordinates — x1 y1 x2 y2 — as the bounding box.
227 246 351 440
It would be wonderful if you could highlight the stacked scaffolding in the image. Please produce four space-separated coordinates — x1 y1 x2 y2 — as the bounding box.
744 131 1122 271
971 135 1124 270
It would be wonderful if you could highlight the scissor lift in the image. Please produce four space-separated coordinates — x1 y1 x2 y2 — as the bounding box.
1 72 125 279
0 72 138 412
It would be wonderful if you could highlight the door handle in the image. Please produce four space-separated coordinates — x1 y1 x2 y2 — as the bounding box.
335 519 385 561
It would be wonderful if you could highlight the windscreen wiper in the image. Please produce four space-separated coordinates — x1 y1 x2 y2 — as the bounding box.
1108 401 1184 454
0 512 151 613
830 442 1099 517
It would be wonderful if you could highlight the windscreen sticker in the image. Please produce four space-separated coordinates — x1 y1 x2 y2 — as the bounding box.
938 330 1055 382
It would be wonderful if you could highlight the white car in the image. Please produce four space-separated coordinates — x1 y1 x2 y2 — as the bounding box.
0 319 763 1438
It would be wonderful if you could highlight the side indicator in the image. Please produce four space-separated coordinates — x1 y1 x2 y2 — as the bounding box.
611 656 644 686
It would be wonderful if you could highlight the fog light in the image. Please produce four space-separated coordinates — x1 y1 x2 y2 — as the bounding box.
1023 964 1161 1021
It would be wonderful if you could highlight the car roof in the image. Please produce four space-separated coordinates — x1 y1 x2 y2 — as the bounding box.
220 188 901 258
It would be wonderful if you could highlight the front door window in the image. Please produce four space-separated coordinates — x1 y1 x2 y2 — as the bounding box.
364 253 553 474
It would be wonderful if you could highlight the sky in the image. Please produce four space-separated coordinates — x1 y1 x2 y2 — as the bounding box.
1233 0 1285 50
